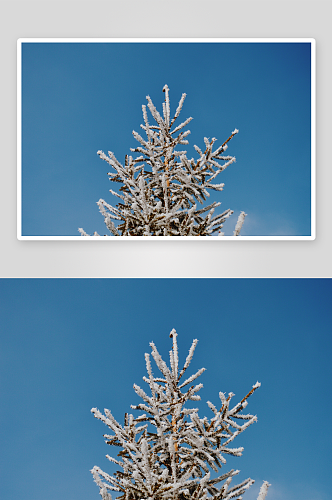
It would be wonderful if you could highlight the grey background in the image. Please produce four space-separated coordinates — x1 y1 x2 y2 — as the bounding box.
1 0 330 277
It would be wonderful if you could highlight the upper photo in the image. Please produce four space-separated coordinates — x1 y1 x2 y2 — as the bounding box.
17 39 315 240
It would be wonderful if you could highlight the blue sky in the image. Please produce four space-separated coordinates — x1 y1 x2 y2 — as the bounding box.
21 41 312 236
0 278 331 500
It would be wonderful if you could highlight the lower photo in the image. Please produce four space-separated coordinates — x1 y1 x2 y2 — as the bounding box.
0 278 330 500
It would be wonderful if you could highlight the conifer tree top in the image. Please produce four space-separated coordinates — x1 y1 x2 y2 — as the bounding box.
79 86 247 237
91 330 269 500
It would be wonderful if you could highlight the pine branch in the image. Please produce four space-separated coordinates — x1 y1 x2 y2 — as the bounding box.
80 87 246 236
90 330 269 500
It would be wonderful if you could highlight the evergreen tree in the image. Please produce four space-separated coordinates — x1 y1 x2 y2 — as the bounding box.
91 330 270 500
79 86 246 236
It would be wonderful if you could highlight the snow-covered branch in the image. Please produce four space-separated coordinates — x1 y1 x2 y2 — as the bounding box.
80 86 246 236
91 330 269 500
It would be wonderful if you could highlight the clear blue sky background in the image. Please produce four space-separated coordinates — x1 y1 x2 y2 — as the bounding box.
21 41 312 236
0 278 330 500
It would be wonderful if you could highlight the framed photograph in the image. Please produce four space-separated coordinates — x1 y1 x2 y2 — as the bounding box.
1 278 331 499
17 38 315 240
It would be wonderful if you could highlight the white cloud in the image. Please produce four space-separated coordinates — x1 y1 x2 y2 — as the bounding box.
242 479 328 500
225 210 299 236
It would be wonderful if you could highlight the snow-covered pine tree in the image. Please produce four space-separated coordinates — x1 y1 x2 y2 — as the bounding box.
91 330 270 500
79 85 246 237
